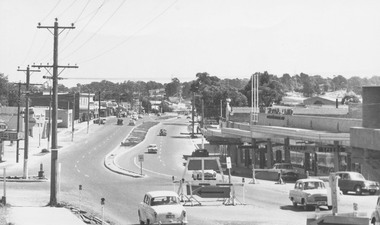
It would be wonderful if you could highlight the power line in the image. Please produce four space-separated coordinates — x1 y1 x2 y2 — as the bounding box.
59 0 107 55
79 0 178 64
61 0 127 60
40 0 62 23
57 0 77 18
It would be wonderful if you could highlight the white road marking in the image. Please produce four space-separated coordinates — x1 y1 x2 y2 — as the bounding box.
133 156 172 178
84 174 89 178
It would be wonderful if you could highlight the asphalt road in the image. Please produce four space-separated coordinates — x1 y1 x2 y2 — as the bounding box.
4 115 378 225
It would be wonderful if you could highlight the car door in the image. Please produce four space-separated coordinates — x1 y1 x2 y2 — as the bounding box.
293 182 302 203
140 195 150 222
341 173 353 191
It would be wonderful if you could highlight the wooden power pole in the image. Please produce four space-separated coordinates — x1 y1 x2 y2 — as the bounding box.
33 18 78 206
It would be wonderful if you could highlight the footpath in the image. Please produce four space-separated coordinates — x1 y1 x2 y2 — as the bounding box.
0 120 94 225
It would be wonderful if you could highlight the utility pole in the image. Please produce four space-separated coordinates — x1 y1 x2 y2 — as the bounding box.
17 66 40 179
191 92 195 138
87 93 90 133
98 91 101 125
33 18 77 207
71 93 75 142
16 82 21 163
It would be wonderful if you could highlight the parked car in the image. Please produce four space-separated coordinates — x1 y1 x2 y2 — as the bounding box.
192 170 217 180
138 191 187 225
272 163 299 181
148 144 158 154
191 149 209 157
120 137 140 146
93 118 106 124
335 171 379 195
117 118 123 125
289 178 332 211
159 129 167 136
371 196 380 225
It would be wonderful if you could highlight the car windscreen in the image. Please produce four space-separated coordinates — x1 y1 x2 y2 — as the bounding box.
151 196 179 206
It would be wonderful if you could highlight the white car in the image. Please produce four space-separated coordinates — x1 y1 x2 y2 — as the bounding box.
289 178 332 210
148 144 158 154
138 191 188 225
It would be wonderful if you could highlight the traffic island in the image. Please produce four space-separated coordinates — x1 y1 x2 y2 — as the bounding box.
105 121 159 177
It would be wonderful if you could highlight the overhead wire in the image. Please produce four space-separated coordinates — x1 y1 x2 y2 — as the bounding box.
60 0 92 45
21 29 38 65
61 0 128 61
40 0 62 23
59 0 107 56
57 0 77 19
78 0 179 64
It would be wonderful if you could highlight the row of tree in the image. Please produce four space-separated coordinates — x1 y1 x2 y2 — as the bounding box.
1 72 379 116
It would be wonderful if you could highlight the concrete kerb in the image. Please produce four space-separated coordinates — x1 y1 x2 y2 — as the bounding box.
103 123 159 178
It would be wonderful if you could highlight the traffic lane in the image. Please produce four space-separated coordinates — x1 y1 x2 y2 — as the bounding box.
115 120 195 179
56 119 142 224
141 120 197 178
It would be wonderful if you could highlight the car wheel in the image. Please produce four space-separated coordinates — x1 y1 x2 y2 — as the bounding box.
146 219 150 225
328 206 333 210
371 218 376 225
342 190 347 195
354 185 362 195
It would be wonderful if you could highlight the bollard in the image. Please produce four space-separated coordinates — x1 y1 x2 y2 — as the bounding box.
101 198 105 225
38 163 44 179
79 185 82 213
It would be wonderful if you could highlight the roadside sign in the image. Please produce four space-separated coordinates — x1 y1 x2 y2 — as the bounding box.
190 185 230 198
226 157 231 169
138 154 144 162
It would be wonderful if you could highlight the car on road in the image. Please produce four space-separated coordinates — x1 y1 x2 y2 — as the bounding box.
120 137 140 146
148 144 158 154
371 196 380 225
289 178 332 210
192 170 217 180
191 149 209 157
159 129 167 136
335 171 379 195
129 120 136 126
138 191 187 225
93 118 106 124
117 118 123 125
272 163 299 181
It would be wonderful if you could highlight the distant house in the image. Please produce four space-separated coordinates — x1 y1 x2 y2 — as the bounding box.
303 96 339 106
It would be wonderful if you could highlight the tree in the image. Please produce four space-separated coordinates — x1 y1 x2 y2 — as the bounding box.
165 78 181 97
331 75 347 91
241 72 285 107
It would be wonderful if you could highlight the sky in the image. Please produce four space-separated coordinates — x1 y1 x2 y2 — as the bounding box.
1 0 380 88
